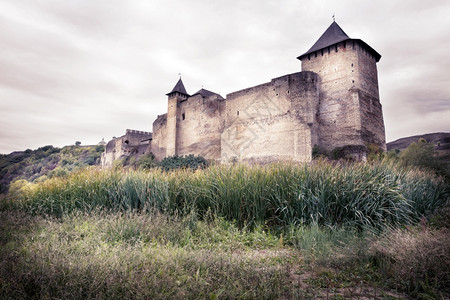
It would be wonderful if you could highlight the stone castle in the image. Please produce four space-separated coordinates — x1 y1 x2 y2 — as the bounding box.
101 21 386 167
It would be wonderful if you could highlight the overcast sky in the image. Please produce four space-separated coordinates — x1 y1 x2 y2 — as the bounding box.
1 0 449 154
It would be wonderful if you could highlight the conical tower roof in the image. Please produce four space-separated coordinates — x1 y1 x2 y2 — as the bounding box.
166 78 189 96
299 21 350 59
297 21 381 62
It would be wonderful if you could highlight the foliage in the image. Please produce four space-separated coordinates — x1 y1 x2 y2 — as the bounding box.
158 154 208 171
400 138 450 179
312 144 327 159
136 153 157 169
366 143 384 161
0 144 104 194
6 160 448 231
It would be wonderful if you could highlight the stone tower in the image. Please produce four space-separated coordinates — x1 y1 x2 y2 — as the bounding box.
298 21 386 158
166 78 189 156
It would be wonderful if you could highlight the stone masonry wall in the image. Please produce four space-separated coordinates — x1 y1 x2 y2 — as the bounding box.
356 45 386 149
301 41 385 154
176 94 224 160
221 72 319 163
101 129 151 168
151 114 167 161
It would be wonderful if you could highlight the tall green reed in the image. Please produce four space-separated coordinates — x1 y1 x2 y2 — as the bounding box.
10 160 448 230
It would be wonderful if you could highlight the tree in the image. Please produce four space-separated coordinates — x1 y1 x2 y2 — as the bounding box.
399 138 449 179
400 138 436 169
75 141 81 146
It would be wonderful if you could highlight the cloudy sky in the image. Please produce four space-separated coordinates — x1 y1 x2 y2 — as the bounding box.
1 0 449 154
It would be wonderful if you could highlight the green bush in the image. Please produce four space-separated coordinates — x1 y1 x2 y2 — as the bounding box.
159 155 208 171
400 138 450 179
137 153 156 169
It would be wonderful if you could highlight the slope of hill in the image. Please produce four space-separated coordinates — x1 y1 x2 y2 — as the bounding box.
0 144 104 194
387 132 450 160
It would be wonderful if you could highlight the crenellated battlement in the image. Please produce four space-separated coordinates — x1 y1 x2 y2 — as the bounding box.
126 129 152 136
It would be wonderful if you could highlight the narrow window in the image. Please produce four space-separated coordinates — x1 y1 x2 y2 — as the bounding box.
351 63 353 67
327 47 330 54
343 41 346 48
314 52 317 58
237 111 239 116
308 54 310 60
335 44 338 52
321 49 324 56
182 113 185 120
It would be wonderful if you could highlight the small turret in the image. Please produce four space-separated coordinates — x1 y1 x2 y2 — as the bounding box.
166 78 189 99
166 77 189 156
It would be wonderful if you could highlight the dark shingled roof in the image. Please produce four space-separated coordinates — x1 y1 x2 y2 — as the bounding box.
191 88 223 98
302 21 350 56
166 78 189 96
298 21 381 62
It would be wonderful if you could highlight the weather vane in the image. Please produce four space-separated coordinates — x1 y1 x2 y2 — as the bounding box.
332 14 335 22
178 73 181 79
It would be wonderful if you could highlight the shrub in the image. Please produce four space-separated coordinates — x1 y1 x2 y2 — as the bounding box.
400 138 450 178
137 153 156 169
159 155 208 171
312 145 328 159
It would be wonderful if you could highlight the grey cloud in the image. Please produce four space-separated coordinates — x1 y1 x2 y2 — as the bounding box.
1 0 449 153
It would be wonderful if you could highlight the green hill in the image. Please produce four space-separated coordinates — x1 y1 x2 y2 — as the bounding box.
0 144 104 194
387 132 450 161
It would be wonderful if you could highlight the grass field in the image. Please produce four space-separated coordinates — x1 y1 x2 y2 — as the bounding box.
1 159 449 299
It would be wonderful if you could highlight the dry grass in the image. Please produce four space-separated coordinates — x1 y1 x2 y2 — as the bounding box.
369 226 450 298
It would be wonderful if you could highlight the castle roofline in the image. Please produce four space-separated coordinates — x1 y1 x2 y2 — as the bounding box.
166 78 190 96
297 21 381 62
191 88 223 99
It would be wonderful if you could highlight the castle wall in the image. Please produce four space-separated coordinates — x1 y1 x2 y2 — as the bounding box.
221 72 319 163
151 114 167 161
102 136 124 168
166 96 179 156
102 23 386 167
356 46 386 149
176 94 224 160
301 41 385 155
101 129 151 167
